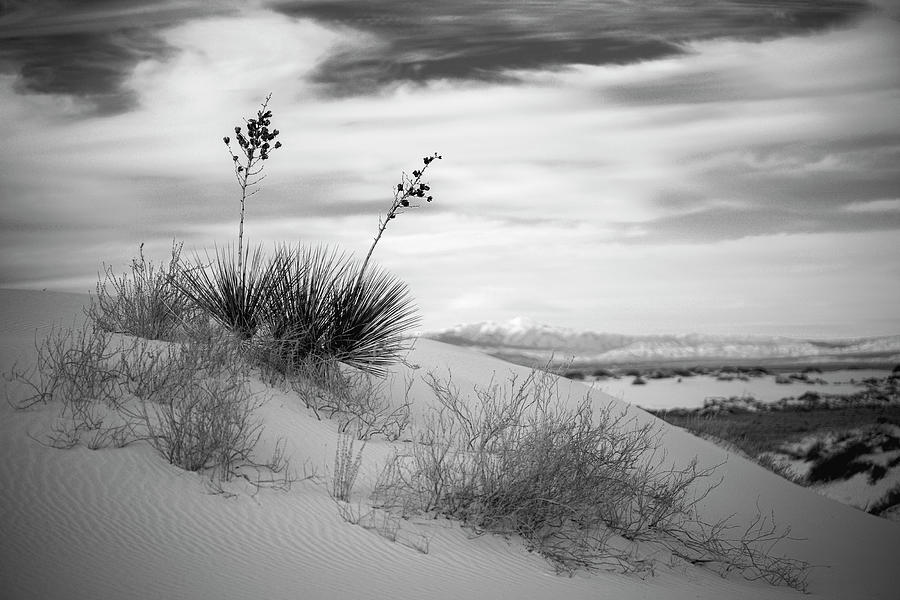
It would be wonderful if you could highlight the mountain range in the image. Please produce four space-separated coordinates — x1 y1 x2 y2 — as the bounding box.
423 317 900 366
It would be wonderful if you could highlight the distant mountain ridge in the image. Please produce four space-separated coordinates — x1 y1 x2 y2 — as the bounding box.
424 318 900 365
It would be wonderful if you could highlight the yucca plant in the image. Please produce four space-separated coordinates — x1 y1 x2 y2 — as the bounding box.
256 245 418 377
176 94 285 341
326 261 420 376
199 95 436 375
178 244 285 339
260 245 350 368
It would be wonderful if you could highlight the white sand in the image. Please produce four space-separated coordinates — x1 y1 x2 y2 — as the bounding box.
1 289 898 599
593 370 892 411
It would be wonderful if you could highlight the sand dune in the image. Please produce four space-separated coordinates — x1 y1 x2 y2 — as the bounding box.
1 289 898 599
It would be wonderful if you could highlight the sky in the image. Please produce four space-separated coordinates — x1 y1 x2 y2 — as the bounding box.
1 0 899 338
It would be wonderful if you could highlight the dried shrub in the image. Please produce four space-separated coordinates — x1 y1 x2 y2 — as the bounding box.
371 368 809 589
122 337 292 486
267 354 411 441
138 368 263 478
7 323 121 409
332 432 366 502
87 241 194 340
6 323 284 485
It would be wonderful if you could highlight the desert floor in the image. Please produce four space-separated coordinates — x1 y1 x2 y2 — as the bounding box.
2 289 899 600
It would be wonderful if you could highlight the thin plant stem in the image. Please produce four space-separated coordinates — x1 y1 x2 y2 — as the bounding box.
224 93 281 273
358 153 441 282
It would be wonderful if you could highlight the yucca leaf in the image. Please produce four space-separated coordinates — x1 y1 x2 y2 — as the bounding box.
259 244 419 376
178 243 283 339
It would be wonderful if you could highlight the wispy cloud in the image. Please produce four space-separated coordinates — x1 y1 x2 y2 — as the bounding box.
844 198 900 212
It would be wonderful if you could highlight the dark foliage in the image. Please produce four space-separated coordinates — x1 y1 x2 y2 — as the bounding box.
178 244 284 339
325 262 420 375
868 484 900 516
806 441 871 483
261 246 419 377
261 245 352 368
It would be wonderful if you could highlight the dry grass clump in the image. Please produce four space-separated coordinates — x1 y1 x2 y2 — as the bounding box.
332 432 366 502
6 323 137 450
329 429 432 555
130 341 265 478
87 241 197 341
275 356 412 441
140 374 262 476
10 323 121 409
5 322 286 485
371 368 809 589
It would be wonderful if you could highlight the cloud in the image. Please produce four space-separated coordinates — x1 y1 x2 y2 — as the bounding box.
844 198 900 212
533 13 900 242
0 30 171 114
270 0 869 95
0 0 237 114
0 1 897 337
401 228 900 337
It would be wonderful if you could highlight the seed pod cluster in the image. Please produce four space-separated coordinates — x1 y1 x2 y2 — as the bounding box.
224 95 283 171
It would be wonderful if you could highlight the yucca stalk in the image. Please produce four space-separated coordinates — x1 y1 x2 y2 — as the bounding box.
358 153 441 281
223 94 282 273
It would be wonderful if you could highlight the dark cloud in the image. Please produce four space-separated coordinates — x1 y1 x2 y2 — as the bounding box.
0 0 232 115
0 0 872 108
0 29 174 114
273 0 870 95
